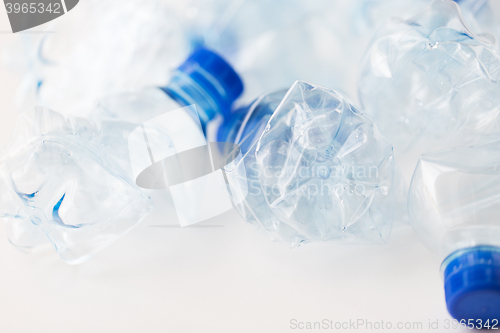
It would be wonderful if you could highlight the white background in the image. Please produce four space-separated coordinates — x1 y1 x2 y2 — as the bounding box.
0 4 472 333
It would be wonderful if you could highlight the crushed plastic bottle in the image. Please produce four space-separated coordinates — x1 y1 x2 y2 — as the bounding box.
96 48 244 227
358 0 500 189
220 81 395 246
408 140 500 322
0 107 154 264
0 48 243 263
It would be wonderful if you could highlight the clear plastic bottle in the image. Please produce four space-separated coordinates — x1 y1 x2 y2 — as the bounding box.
219 81 395 246
0 48 243 263
92 47 244 186
96 48 243 129
102 47 245 227
408 140 500 322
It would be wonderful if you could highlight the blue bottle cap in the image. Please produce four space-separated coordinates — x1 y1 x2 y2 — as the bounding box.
177 48 243 119
443 247 500 322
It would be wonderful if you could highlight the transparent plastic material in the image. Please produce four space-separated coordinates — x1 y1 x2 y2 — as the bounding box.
9 0 189 116
217 90 287 157
0 107 154 264
5 0 432 112
222 81 395 246
454 0 500 50
358 0 500 184
408 140 500 260
202 0 432 102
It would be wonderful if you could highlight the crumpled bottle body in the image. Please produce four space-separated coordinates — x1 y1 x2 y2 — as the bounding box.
0 106 155 264
223 81 395 246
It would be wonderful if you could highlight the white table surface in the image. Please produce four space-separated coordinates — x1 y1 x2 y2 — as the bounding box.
0 5 471 333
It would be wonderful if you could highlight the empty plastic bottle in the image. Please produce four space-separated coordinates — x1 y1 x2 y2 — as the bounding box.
219 81 395 246
0 48 243 264
408 140 500 323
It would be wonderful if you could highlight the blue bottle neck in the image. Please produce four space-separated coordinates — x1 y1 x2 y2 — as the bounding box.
159 48 244 131
160 70 219 131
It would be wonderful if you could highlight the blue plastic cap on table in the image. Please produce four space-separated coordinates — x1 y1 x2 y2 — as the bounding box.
444 247 500 323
